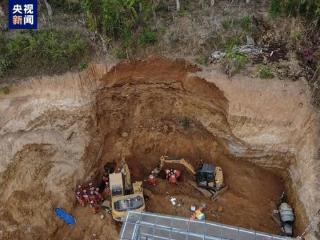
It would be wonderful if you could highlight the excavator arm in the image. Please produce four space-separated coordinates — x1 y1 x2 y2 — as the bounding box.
159 156 196 175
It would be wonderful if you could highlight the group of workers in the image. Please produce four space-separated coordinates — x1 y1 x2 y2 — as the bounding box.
75 176 110 214
75 183 103 213
148 167 182 185
74 162 117 214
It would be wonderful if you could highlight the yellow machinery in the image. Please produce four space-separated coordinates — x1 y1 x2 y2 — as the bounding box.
109 162 145 222
160 156 226 198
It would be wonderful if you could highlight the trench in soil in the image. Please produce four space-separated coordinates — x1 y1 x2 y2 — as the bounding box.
1 58 312 240
58 58 301 239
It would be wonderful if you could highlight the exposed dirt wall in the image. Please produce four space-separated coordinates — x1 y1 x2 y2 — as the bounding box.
0 57 319 239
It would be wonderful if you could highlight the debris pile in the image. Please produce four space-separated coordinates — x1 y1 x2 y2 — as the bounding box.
210 42 288 64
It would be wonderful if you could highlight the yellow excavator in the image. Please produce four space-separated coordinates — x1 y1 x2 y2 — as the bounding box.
108 161 145 222
159 156 227 199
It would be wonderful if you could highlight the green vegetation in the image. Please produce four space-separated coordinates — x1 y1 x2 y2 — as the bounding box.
225 34 244 49
219 15 252 52
115 48 128 59
81 0 156 58
195 55 209 66
226 50 249 74
270 0 282 18
258 65 274 79
0 57 11 78
240 15 253 33
222 19 233 30
0 30 89 77
48 0 82 13
221 15 252 32
291 30 303 44
81 0 153 39
180 117 191 129
139 30 157 45
269 0 320 20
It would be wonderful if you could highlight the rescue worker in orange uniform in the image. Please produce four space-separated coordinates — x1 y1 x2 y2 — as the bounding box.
76 191 85 206
82 189 89 204
148 173 157 185
165 169 181 184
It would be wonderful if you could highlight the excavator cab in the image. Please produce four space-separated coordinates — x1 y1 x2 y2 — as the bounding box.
196 163 215 189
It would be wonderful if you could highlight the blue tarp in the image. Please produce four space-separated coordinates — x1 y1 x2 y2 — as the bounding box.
54 208 76 225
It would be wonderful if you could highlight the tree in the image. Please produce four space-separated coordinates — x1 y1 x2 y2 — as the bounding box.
176 0 180 11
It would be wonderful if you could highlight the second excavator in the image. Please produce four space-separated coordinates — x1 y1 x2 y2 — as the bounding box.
159 156 227 199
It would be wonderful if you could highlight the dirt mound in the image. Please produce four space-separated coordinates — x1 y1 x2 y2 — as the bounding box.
0 57 319 239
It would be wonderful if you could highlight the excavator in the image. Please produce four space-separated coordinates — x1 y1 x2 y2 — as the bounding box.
159 156 227 199
107 160 145 222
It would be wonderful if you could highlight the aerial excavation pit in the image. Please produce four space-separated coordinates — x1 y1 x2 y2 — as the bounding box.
0 57 319 240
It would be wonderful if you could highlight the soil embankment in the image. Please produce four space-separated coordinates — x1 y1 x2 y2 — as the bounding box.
0 57 318 240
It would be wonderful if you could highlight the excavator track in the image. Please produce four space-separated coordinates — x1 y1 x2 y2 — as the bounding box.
188 180 228 200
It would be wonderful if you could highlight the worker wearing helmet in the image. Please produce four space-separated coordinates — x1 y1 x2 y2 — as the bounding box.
148 173 157 186
76 191 85 207
82 189 89 204
165 169 181 184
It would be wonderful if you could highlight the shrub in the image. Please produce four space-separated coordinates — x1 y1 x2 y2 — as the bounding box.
270 0 282 18
180 117 191 129
224 34 245 50
0 30 89 77
0 57 11 77
221 20 233 30
115 48 127 59
81 0 153 40
258 65 274 79
48 0 81 13
226 50 249 74
139 30 157 45
240 15 253 32
195 55 209 66
269 0 320 20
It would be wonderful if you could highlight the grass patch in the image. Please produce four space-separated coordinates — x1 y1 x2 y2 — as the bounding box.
115 48 128 59
139 30 157 45
221 15 252 32
240 15 253 32
258 65 274 79
225 50 249 75
224 34 246 50
195 55 209 66
0 57 11 78
48 0 81 13
270 0 282 18
81 0 157 59
0 30 89 77
222 19 233 30
269 0 320 20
